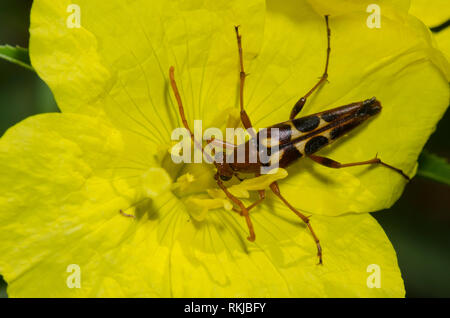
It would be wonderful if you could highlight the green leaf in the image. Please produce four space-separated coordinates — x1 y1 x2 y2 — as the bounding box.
417 151 450 185
0 45 33 71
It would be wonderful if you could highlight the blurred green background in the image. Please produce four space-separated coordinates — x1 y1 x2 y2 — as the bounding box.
0 1 449 298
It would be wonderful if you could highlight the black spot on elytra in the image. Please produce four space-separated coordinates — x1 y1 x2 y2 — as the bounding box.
293 116 320 132
305 136 329 155
330 121 360 140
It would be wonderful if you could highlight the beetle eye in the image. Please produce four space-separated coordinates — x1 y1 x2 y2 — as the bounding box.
220 175 232 181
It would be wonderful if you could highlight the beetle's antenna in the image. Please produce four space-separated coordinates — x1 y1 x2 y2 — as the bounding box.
169 66 215 164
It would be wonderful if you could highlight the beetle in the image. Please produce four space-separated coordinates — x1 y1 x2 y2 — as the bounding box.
168 15 410 264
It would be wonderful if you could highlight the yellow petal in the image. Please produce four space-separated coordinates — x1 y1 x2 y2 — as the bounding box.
29 1 112 116
171 199 404 297
0 115 403 296
434 27 450 59
141 168 171 198
30 0 266 147
13 0 448 297
409 0 449 27
408 0 450 59
0 113 171 296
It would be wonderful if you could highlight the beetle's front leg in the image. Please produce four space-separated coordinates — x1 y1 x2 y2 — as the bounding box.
232 171 266 214
215 173 256 241
232 189 266 215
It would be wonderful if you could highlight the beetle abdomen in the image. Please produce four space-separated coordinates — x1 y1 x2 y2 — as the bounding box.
260 98 382 169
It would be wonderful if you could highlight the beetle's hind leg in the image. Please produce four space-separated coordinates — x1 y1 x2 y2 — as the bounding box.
308 154 410 180
290 15 331 120
269 182 323 265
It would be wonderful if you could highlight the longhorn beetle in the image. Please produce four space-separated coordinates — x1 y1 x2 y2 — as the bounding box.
168 15 410 264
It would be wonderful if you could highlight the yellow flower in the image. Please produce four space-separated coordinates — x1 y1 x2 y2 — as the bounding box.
409 0 450 59
0 0 448 297
409 0 448 27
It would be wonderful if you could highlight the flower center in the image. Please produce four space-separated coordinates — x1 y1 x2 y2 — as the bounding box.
159 148 289 222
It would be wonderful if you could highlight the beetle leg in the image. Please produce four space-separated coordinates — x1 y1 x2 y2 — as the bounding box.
270 181 323 265
242 172 266 212
232 189 266 214
290 15 331 120
233 172 244 182
308 154 410 180
215 173 256 241
119 209 135 218
248 190 266 211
